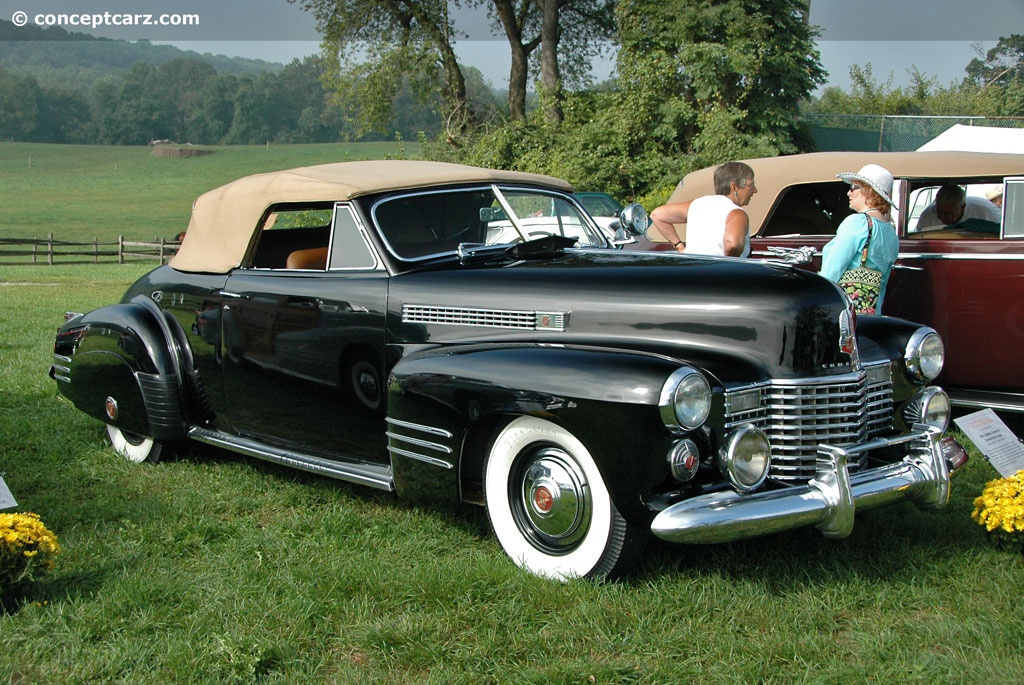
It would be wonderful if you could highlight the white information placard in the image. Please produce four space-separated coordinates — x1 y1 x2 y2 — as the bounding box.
954 409 1024 478
0 475 17 510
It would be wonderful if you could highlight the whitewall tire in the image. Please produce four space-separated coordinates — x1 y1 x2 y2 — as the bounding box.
106 424 164 464
484 416 645 580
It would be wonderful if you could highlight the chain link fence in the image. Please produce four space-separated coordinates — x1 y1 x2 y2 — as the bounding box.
803 115 1024 152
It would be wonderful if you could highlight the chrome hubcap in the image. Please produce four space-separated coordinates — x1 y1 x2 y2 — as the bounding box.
351 360 380 408
517 447 591 553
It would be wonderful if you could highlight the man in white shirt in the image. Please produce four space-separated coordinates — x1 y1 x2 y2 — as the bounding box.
917 184 1001 229
649 162 756 257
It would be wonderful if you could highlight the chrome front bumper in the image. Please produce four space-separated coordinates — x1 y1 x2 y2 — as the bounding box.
651 425 959 544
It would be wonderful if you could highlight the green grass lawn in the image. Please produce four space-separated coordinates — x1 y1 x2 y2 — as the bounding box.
1 264 1022 683
0 141 421 242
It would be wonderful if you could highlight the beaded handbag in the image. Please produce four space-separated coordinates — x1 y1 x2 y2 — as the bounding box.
837 215 882 314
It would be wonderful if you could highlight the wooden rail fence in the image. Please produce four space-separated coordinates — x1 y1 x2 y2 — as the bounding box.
0 235 180 265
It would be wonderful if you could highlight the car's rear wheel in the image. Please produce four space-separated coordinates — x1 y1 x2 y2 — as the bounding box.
106 425 165 464
484 416 646 580
341 347 383 412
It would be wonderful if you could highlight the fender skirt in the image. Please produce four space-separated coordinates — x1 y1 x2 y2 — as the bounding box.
51 296 187 441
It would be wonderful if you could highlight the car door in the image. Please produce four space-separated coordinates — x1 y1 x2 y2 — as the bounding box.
885 179 1024 396
219 203 389 462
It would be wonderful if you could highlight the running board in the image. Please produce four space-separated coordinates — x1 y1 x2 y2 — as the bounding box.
189 427 394 491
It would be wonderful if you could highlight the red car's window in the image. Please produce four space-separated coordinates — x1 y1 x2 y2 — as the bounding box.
759 182 851 238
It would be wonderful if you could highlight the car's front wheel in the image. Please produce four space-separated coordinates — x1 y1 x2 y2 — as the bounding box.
106 425 165 464
484 416 646 580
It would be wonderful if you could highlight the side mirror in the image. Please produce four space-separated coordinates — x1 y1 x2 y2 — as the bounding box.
614 203 649 237
480 207 507 222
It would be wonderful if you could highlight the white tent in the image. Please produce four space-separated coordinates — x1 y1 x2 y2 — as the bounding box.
917 124 1024 153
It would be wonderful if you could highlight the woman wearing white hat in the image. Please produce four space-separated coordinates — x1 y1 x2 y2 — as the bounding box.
819 164 900 314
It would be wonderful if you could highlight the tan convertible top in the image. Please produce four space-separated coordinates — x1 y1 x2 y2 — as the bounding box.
171 159 574 273
655 150 1024 243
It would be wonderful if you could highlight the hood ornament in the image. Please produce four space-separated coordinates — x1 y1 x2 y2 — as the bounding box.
839 307 860 370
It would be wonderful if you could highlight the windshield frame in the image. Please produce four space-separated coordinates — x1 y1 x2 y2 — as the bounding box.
370 184 608 262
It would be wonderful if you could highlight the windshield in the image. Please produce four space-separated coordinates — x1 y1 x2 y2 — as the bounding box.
373 185 606 260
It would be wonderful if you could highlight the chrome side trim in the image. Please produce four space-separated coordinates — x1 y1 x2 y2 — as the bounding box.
386 417 453 438
387 445 454 470
50 355 71 383
402 304 568 332
651 425 949 544
188 427 394 491
384 431 452 454
897 252 1024 261
946 388 1024 414
385 417 456 470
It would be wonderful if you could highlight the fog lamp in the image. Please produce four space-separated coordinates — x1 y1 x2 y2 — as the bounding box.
903 387 951 431
718 425 771 493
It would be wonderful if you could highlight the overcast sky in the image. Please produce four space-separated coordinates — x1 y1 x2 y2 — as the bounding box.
3 0 1022 91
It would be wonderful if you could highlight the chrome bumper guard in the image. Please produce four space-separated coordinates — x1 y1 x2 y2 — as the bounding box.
651 425 956 544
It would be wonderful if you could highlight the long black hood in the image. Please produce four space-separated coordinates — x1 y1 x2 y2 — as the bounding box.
388 250 856 383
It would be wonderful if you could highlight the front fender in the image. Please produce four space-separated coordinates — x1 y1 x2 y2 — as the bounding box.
51 296 186 440
387 344 682 520
855 315 939 398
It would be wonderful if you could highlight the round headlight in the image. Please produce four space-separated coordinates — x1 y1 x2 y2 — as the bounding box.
718 425 771 492
660 367 711 430
903 387 951 432
905 328 944 383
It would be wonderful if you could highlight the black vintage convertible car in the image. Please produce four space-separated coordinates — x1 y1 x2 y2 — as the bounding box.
50 160 965 580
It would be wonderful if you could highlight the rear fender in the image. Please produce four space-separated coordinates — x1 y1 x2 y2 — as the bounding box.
52 295 187 440
387 344 683 518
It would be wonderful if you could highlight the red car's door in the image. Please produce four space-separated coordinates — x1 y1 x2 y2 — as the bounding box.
885 236 1024 393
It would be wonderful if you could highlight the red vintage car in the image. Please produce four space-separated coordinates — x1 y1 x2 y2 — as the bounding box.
641 151 1024 417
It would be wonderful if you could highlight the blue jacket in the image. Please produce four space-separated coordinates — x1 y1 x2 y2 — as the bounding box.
819 213 899 313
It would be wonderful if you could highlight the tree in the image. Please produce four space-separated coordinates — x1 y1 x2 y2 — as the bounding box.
489 0 542 121
471 0 615 122
966 34 1024 90
192 73 241 143
154 58 218 142
36 87 93 142
803 36 1024 121
964 34 1024 117
295 0 474 139
91 63 174 144
296 0 616 137
805 65 937 116
616 0 824 162
538 0 563 123
0 67 40 140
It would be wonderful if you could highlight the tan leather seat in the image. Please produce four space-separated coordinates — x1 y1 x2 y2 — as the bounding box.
285 247 329 270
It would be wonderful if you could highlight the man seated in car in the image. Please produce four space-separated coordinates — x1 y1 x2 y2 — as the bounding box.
917 184 1001 230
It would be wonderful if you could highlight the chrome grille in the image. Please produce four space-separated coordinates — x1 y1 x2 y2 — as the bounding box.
724 364 893 484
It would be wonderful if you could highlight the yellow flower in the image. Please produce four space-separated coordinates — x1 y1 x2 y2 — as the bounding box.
972 470 1024 552
0 512 61 589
